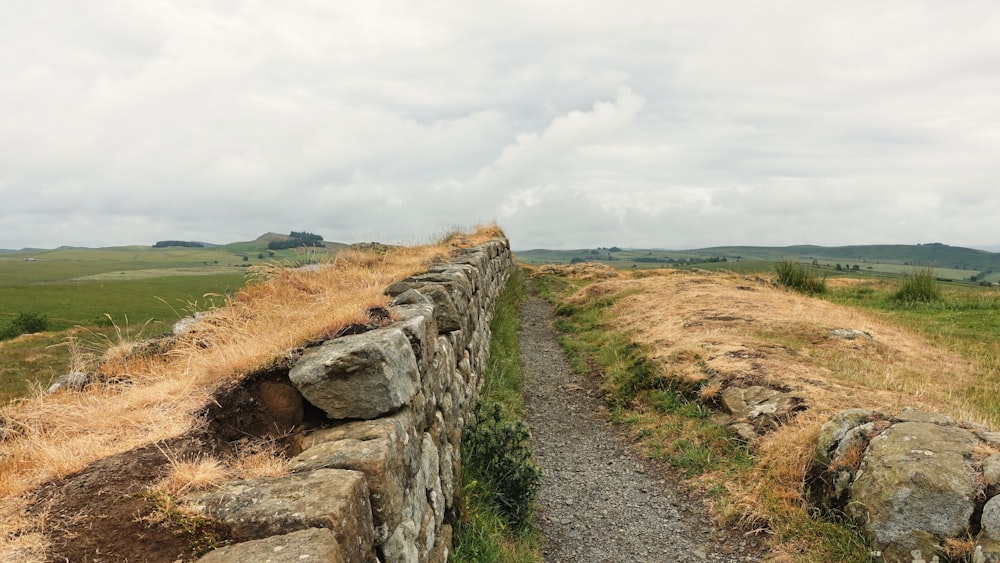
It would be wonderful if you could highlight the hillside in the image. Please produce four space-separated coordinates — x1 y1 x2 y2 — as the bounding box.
515 243 1000 282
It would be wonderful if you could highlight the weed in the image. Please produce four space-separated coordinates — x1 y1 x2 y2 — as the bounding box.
775 260 827 294
893 267 941 305
462 401 542 532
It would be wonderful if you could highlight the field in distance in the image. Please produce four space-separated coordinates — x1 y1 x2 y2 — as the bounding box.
515 242 1000 284
0 232 346 401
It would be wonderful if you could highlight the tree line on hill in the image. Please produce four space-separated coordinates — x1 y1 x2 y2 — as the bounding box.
153 240 205 248
267 231 325 250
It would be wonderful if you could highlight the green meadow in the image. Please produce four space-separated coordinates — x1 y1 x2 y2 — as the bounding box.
515 244 1000 283
0 245 267 402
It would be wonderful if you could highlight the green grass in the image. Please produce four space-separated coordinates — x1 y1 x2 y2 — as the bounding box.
452 268 541 562
0 246 252 404
775 260 827 294
0 273 247 331
892 267 941 304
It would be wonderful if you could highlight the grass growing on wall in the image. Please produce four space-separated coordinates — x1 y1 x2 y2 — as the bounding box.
451 268 542 562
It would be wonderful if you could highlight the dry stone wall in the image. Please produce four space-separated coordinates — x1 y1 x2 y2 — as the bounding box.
189 239 513 563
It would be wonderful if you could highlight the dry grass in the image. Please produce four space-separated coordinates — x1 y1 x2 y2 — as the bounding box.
0 224 503 560
555 268 994 556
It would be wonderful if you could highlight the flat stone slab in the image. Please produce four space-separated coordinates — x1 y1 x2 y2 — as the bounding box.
197 528 345 563
186 468 374 563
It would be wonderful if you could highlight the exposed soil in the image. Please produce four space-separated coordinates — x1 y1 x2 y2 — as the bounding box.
30 433 231 562
27 368 322 563
520 295 768 562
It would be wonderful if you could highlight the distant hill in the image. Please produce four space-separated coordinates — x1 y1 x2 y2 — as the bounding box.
516 243 1000 275
221 232 347 254
697 243 1000 271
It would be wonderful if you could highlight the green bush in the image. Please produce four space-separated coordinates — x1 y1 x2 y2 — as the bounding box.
893 267 940 304
0 311 49 341
462 400 542 531
775 260 826 294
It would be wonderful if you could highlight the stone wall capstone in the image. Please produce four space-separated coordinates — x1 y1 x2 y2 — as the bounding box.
188 238 513 563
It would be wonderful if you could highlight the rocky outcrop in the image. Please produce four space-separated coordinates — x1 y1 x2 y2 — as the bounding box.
810 408 1000 562
717 384 804 441
187 239 513 563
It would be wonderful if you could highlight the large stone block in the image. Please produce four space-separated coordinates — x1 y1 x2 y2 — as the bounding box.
290 435 406 544
186 468 374 563
197 528 345 563
392 303 438 372
390 285 465 335
290 327 419 420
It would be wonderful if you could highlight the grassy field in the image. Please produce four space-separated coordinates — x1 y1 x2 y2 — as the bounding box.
515 244 1000 283
0 245 267 403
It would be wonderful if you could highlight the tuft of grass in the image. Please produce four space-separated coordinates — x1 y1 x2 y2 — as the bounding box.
775 260 827 294
892 267 941 305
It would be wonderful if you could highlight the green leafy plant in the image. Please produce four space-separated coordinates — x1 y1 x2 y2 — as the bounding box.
462 400 542 532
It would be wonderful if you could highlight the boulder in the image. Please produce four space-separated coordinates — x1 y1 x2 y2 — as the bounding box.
257 381 304 429
290 327 419 420
812 408 1000 562
847 421 978 560
289 435 406 544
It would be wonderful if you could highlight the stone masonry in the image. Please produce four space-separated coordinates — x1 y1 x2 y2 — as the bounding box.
187 239 513 562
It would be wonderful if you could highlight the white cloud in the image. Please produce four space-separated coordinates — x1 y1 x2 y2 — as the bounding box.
2 1 1000 250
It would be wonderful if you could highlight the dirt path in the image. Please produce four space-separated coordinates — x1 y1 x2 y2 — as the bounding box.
520 295 764 562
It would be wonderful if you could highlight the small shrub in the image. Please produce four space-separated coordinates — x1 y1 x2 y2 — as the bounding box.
893 267 940 304
462 400 542 531
0 311 49 340
775 260 826 294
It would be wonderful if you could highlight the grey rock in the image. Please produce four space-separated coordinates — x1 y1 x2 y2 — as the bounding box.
827 328 873 340
815 409 878 466
895 407 956 426
290 435 405 543
983 495 1000 541
390 285 464 334
984 455 1000 487
186 468 374 563
847 421 979 561
46 371 90 394
290 327 419 420
196 528 345 563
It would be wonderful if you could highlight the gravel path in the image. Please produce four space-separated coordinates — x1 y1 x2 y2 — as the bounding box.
520 295 765 562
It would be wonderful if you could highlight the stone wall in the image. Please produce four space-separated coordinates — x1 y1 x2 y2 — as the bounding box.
188 238 513 563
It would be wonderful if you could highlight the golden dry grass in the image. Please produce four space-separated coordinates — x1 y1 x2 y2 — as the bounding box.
560 268 994 552
0 224 503 560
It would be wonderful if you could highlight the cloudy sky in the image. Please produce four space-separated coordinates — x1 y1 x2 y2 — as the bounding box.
3 1 1000 251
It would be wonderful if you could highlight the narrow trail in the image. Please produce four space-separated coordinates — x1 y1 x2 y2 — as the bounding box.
520 295 763 562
